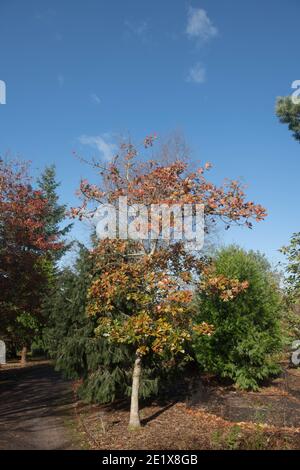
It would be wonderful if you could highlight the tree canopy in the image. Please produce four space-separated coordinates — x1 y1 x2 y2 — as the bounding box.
71 137 266 428
276 96 300 142
0 159 67 357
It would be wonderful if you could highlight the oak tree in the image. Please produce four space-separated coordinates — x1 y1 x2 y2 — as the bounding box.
72 136 266 428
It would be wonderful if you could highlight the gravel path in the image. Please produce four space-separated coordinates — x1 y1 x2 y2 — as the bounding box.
0 363 79 450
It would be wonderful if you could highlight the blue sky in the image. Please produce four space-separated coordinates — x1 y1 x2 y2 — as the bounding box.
0 0 299 266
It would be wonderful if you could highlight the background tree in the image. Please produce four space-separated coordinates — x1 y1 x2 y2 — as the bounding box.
0 159 63 362
280 233 300 339
72 136 266 428
276 98 300 338
193 246 283 390
36 165 73 356
281 233 300 296
37 165 72 261
276 96 300 142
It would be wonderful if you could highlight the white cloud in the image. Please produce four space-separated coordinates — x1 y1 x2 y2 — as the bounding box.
79 134 117 161
90 93 101 105
186 63 206 84
186 7 217 43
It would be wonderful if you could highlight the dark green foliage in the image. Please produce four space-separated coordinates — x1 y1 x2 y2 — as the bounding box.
280 301 300 342
44 245 161 403
276 96 300 142
37 165 73 261
193 246 283 390
280 233 300 340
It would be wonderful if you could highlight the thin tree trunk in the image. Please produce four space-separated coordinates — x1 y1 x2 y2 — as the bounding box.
20 346 27 366
129 352 142 429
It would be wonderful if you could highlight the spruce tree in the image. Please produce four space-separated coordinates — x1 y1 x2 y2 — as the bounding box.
276 96 300 142
37 165 72 261
35 165 73 358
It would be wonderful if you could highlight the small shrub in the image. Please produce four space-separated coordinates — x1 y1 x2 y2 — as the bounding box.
211 425 243 450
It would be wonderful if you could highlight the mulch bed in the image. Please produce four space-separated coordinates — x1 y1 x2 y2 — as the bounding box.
74 364 300 450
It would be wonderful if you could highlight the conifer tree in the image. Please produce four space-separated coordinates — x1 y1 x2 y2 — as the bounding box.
37 165 72 261
280 233 300 339
276 96 300 142
193 246 282 390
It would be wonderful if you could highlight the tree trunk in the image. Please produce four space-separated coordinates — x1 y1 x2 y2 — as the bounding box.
129 352 142 429
20 346 27 366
